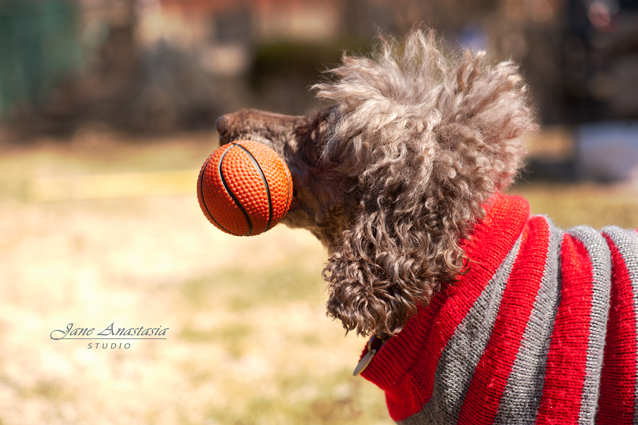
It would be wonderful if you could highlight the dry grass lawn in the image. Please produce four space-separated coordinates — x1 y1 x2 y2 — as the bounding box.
0 133 637 424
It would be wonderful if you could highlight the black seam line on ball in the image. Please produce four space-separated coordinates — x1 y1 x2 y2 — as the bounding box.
235 142 273 231
220 144 253 236
199 155 231 234
284 166 292 213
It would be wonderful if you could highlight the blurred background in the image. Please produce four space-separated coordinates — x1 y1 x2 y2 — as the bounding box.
1 0 637 132
1 0 638 179
0 1 637 424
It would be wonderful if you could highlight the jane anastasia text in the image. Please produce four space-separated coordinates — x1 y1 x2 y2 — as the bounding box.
50 322 169 340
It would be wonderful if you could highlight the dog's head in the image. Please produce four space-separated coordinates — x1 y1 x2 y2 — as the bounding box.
216 30 536 337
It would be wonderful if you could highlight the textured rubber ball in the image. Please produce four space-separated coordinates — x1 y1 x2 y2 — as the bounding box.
197 140 293 236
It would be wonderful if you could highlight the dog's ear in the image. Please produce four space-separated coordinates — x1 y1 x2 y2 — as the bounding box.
323 193 466 337
316 30 536 336
321 116 477 336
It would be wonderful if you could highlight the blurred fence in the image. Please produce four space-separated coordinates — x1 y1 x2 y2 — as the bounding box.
0 0 83 119
0 0 636 139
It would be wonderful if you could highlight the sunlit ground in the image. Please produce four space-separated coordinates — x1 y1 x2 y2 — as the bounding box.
0 131 637 424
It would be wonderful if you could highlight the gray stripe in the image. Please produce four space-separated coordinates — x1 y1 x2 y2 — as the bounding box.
495 217 564 424
568 226 612 425
399 234 524 425
601 226 638 423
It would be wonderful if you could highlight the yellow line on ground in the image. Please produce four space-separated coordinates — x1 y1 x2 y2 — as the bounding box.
28 170 200 202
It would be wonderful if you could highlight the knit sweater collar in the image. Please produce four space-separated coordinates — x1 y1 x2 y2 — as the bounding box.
360 193 530 390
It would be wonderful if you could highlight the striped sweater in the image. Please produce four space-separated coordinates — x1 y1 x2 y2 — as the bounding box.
360 194 638 424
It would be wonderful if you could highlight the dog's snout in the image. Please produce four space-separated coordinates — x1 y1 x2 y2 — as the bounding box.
215 115 228 134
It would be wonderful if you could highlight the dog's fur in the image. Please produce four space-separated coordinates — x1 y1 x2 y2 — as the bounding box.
216 30 536 337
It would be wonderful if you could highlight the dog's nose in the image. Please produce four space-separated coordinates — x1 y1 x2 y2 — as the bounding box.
215 115 228 134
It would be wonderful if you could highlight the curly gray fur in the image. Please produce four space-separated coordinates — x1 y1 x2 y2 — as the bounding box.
215 30 537 337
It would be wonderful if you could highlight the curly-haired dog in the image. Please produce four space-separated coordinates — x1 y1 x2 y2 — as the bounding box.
215 30 638 424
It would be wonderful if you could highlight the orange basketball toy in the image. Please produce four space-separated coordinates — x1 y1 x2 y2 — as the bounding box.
197 140 293 236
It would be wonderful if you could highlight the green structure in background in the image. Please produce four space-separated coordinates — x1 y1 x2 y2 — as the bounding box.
0 0 82 119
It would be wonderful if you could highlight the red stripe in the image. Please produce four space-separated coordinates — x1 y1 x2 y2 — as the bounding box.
535 234 593 424
457 216 550 425
597 234 637 424
362 194 530 421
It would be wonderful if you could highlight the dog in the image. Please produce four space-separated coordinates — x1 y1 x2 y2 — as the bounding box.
214 30 638 424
